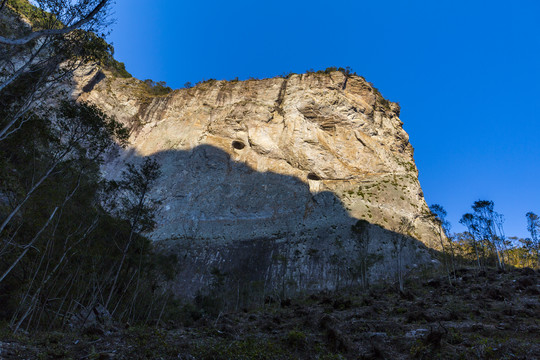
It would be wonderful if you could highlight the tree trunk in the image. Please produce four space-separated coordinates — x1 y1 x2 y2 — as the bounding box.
0 207 58 284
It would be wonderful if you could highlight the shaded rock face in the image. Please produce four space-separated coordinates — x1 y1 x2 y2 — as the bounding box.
74 68 440 297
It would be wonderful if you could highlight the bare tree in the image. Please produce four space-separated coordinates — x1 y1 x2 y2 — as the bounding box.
429 204 456 283
351 219 371 289
391 217 414 294
459 214 482 268
472 200 505 270
460 200 507 270
0 206 58 284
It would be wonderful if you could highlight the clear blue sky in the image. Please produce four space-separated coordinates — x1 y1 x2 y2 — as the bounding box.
108 0 540 239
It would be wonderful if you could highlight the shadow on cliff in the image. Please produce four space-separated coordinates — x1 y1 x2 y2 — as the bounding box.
114 144 435 308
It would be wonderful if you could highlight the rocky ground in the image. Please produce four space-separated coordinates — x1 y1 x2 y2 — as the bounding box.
1 267 539 359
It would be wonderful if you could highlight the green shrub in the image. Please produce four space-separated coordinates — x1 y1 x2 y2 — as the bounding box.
7 0 47 26
143 79 173 96
106 59 132 78
286 330 307 348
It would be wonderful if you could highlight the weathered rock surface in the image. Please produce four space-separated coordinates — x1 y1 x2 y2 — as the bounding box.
73 68 440 297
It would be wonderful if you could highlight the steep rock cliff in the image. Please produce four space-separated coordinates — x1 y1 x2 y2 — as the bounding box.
73 67 440 297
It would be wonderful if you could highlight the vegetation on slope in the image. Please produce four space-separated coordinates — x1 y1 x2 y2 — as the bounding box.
0 0 176 334
0 266 538 359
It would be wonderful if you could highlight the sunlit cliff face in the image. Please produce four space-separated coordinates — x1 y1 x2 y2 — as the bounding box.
73 67 440 294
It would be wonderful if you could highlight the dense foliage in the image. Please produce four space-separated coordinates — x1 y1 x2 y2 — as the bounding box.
0 0 177 333
0 95 179 332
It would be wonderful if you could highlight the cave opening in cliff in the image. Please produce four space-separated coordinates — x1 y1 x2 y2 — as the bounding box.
307 173 321 181
232 140 246 150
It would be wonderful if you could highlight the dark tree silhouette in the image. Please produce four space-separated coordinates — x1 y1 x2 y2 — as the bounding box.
526 211 540 266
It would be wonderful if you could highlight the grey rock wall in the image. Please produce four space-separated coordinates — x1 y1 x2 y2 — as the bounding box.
73 68 441 298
